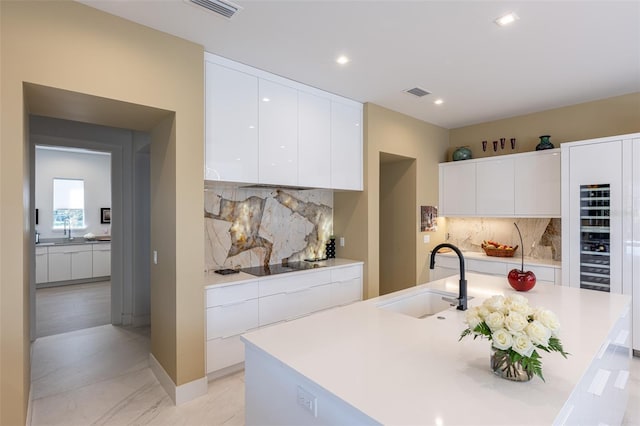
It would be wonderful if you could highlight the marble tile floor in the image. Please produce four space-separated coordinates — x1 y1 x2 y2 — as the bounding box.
30 324 640 425
36 281 111 338
29 325 244 426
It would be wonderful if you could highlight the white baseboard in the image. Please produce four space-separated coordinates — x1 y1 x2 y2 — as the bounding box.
149 353 207 405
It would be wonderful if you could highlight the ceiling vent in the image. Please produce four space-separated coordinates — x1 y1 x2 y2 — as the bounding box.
404 87 431 97
186 0 242 19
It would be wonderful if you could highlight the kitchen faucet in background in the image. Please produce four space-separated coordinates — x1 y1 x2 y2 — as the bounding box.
63 217 74 241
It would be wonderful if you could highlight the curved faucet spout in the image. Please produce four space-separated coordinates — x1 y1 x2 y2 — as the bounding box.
429 243 467 311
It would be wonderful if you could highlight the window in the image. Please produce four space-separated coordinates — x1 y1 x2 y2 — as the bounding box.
53 178 85 229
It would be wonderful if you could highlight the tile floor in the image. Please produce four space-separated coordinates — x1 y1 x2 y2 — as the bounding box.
36 281 111 338
30 324 640 425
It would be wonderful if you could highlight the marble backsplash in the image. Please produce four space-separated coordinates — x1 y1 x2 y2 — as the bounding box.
204 185 333 270
445 217 561 261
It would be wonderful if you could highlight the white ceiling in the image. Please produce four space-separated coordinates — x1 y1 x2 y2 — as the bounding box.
79 0 640 129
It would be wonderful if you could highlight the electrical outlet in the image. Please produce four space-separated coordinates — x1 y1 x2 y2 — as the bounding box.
339 237 345 247
423 235 430 243
297 386 317 417
153 250 158 265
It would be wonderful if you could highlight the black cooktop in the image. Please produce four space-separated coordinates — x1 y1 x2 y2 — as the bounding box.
240 261 325 277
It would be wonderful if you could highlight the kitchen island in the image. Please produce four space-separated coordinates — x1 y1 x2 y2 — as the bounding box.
241 273 631 425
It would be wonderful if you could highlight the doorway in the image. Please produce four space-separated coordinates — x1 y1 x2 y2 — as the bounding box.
34 145 113 337
379 153 417 295
29 114 152 340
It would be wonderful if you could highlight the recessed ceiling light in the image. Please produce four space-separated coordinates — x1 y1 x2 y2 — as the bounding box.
262 97 270 102
434 99 444 105
494 12 519 26
336 55 350 65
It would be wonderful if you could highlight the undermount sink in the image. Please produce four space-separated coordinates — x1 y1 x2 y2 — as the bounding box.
377 289 472 319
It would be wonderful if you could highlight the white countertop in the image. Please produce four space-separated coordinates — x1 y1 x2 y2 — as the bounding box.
204 258 363 289
242 273 630 425
435 249 562 268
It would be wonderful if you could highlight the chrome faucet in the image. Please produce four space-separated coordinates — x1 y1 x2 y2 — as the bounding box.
429 243 467 311
63 218 74 241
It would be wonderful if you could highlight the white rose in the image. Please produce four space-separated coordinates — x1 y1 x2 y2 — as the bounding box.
465 307 482 330
476 306 490 320
508 301 533 316
504 311 528 332
483 295 505 313
525 320 552 347
485 311 505 332
491 329 513 350
534 308 561 336
512 333 535 357
506 294 529 306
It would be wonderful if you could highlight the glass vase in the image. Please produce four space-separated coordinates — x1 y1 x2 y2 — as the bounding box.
490 347 533 382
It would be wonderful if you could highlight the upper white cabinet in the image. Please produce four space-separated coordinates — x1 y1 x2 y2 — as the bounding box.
439 149 560 217
331 101 363 190
204 52 363 190
258 79 298 186
514 150 561 216
298 91 331 188
439 161 476 216
205 61 258 183
476 157 514 216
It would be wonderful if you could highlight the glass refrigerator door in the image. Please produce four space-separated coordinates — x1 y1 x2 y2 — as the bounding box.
579 184 610 291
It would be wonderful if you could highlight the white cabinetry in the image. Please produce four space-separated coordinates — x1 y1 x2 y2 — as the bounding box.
331 101 363 190
476 157 514 216
514 150 561 216
92 243 111 277
205 262 363 376
439 149 560 217
439 161 476 216
205 61 258 182
47 245 73 282
204 52 362 190
206 281 259 375
258 79 298 186
430 253 559 286
35 246 48 284
71 246 93 280
298 91 331 188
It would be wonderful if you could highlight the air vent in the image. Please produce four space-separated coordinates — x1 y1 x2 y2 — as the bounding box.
404 87 431 97
186 0 242 19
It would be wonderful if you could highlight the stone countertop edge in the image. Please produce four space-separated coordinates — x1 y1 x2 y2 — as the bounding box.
36 238 111 246
433 248 562 268
241 272 631 425
204 258 364 289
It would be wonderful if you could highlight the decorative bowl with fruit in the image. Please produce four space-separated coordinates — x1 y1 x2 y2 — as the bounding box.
481 240 518 257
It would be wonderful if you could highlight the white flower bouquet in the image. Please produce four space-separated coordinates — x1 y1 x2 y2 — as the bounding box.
460 294 568 381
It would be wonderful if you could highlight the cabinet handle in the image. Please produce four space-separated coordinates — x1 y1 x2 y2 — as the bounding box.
285 287 313 295
221 325 261 339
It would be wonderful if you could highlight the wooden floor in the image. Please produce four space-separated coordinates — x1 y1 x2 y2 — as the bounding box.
36 281 111 338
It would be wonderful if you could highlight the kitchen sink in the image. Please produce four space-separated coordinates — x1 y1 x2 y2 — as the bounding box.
377 289 472 319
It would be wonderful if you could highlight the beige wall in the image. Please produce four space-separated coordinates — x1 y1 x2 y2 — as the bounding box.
0 2 204 424
379 157 417 295
335 103 449 299
449 92 640 159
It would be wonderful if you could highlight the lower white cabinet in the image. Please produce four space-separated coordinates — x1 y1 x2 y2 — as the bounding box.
92 243 111 277
430 253 559 286
35 247 48 284
205 263 363 375
71 247 93 280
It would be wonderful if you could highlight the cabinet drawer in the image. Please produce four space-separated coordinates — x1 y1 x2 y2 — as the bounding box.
467 259 507 276
206 335 246 373
36 246 48 255
206 298 259 339
521 264 555 283
206 281 259 308
432 255 459 270
331 264 362 282
47 244 91 254
259 269 331 297
259 282 333 325
332 277 362 306
93 243 111 252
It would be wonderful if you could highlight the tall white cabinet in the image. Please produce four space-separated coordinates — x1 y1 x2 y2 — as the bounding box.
561 133 640 352
204 52 363 190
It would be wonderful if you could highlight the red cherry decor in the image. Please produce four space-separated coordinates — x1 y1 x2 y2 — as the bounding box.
508 223 536 292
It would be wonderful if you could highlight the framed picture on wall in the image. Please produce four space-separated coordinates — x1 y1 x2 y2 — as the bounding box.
101 208 111 224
